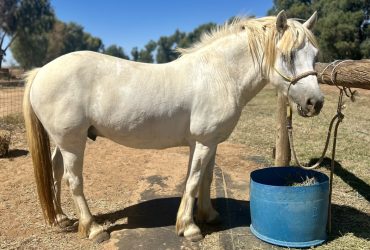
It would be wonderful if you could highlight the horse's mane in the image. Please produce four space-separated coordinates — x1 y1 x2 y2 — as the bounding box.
177 16 318 72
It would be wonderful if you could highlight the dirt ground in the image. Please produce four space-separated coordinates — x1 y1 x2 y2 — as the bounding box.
0 128 266 249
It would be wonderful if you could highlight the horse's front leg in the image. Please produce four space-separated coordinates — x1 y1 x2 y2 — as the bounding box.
176 141 216 241
196 149 220 224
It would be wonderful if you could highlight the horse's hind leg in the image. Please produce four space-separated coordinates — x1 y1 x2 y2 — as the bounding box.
197 150 220 224
58 136 109 243
176 141 216 241
52 146 73 228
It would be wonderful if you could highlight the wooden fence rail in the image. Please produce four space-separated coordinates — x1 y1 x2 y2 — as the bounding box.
315 60 370 90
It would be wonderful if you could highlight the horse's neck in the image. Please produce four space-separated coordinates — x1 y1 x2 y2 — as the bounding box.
186 34 268 108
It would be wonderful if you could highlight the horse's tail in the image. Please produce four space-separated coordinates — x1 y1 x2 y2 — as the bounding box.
23 68 57 225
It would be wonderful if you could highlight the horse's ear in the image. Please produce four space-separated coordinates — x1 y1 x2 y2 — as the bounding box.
303 11 318 30
276 10 288 33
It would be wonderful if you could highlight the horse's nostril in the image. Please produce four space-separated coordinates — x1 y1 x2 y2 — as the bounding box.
306 97 324 113
306 98 314 108
315 99 324 112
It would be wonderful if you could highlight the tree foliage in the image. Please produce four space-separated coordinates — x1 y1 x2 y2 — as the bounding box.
177 23 217 49
59 22 103 53
268 0 370 61
11 30 49 68
156 34 180 63
131 40 156 63
155 23 216 63
0 0 54 67
12 20 103 68
104 44 129 59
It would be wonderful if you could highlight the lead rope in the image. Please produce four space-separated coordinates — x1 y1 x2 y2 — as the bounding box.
284 60 359 235
287 89 345 234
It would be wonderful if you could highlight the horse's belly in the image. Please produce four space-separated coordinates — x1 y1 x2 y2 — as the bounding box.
95 116 189 149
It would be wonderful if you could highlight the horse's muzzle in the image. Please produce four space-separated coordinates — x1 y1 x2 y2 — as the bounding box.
297 96 324 117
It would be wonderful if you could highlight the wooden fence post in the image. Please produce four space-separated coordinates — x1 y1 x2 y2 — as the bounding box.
275 92 291 166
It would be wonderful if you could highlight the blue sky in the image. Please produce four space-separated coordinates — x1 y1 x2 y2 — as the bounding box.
5 1 274 65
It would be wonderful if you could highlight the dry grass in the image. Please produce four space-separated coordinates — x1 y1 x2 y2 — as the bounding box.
0 129 11 157
288 176 318 187
0 113 24 130
229 84 370 249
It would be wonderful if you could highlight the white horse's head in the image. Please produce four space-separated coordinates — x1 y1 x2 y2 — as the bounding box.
270 11 324 117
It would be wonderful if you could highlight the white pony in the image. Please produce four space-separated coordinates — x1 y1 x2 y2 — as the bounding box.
23 11 323 242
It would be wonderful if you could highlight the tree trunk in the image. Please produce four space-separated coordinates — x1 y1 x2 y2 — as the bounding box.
315 60 370 90
0 52 3 69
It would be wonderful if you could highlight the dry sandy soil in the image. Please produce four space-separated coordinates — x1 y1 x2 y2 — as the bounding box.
0 128 265 249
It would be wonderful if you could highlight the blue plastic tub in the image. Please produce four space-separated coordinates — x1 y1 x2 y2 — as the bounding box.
250 167 329 248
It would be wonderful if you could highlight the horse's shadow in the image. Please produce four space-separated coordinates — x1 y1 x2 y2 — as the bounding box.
1 149 28 159
95 196 370 242
96 197 250 235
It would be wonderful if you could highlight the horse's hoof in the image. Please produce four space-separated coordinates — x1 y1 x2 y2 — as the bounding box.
185 232 203 242
58 218 74 229
92 231 110 243
196 210 221 225
206 214 222 225
184 224 203 242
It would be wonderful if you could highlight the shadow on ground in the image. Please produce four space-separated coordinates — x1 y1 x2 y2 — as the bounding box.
309 157 370 202
6 149 28 158
0 149 28 159
304 157 370 242
329 204 370 242
96 197 250 236
96 196 370 242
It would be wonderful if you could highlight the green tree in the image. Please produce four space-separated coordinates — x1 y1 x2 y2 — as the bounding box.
61 22 103 53
156 23 216 63
178 23 216 49
104 44 129 59
131 47 139 61
156 35 177 63
0 0 54 68
12 20 103 68
11 30 48 68
268 0 312 19
131 40 157 63
268 0 370 61
44 20 65 62
139 40 156 63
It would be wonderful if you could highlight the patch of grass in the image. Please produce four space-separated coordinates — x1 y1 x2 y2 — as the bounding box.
0 113 24 130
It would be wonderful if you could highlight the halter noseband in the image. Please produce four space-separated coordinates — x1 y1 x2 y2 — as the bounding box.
274 68 318 85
